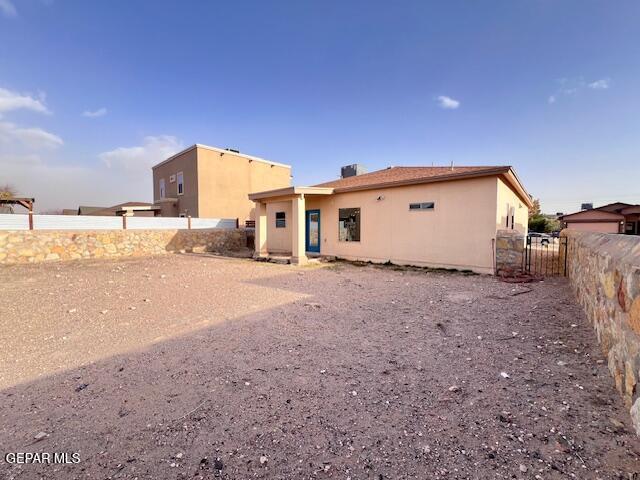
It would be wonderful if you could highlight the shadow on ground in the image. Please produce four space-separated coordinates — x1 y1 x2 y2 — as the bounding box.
0 256 638 479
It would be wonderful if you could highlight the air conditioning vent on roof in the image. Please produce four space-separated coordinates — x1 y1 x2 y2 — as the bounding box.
341 164 367 178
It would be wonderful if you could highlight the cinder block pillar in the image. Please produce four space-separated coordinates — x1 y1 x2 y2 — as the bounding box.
291 195 307 265
254 201 268 258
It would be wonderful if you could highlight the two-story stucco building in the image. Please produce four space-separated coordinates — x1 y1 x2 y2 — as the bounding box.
249 165 532 274
152 144 291 221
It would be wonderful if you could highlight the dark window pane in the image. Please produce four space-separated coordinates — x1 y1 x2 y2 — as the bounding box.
409 202 435 211
338 208 360 241
275 211 286 228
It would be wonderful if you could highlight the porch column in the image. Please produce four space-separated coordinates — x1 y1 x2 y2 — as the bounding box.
291 194 307 265
254 201 268 258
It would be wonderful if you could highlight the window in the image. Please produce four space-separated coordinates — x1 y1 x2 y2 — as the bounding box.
275 211 286 228
339 208 360 242
177 171 184 195
506 205 515 229
169 174 176 183
409 202 435 211
159 178 166 199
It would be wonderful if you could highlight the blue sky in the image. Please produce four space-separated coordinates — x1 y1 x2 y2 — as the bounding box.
1 1 639 213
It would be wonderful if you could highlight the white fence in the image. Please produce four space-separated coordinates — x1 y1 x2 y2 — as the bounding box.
0 214 237 231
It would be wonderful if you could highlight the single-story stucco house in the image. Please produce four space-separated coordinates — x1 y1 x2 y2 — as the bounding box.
248 165 532 274
559 202 640 235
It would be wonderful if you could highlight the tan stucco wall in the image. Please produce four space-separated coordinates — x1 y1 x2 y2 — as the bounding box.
152 147 291 220
566 222 621 233
196 148 291 221
266 201 292 253
152 149 199 216
302 176 501 273
496 176 528 234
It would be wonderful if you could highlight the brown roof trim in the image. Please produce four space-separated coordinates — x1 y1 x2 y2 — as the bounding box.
564 219 624 224
329 167 511 193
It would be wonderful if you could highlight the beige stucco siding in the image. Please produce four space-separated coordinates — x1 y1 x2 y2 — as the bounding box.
196 148 291 221
152 149 199 216
304 176 500 273
496 176 528 234
266 201 292 253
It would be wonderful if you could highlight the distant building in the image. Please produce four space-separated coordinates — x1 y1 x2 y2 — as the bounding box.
560 202 640 235
151 144 291 220
76 202 160 217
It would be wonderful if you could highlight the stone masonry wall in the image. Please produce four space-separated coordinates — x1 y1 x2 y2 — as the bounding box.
0 229 247 265
495 229 525 275
562 230 640 434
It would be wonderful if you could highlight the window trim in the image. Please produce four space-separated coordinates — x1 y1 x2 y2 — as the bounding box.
177 171 184 196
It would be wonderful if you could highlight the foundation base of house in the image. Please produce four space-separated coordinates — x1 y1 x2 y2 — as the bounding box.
253 253 315 265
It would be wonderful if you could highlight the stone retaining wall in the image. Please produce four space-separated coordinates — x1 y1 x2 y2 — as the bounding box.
563 230 640 434
0 229 248 265
495 229 525 275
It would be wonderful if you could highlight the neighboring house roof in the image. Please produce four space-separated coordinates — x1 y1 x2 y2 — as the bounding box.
62 209 78 215
560 202 640 221
80 202 154 216
77 206 105 215
152 144 291 170
621 205 640 215
559 209 625 222
596 202 633 213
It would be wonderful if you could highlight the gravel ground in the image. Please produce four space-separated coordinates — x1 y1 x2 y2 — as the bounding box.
0 254 639 479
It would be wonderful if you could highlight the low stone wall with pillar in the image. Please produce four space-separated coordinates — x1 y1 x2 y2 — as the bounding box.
495 229 525 275
562 230 640 434
0 228 248 265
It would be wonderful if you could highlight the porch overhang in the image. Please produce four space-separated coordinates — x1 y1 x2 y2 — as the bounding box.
248 186 333 201
250 186 332 266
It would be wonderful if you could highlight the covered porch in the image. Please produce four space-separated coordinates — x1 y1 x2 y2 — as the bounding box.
248 186 334 265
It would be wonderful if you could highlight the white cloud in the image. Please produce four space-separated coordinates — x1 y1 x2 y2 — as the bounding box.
436 95 460 110
0 87 50 115
0 121 63 149
588 78 610 90
548 77 611 104
82 107 107 118
0 135 173 211
100 135 183 173
0 0 17 17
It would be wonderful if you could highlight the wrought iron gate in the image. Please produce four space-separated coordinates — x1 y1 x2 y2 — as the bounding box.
524 235 568 276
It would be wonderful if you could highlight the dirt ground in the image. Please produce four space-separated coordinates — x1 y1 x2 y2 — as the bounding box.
1 254 639 479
